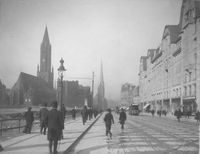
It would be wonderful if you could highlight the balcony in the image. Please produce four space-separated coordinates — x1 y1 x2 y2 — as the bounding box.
172 47 181 57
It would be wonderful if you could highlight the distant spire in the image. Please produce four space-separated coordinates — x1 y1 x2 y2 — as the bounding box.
42 26 50 43
100 60 104 83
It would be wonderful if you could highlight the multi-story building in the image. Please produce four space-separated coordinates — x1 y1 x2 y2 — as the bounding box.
120 83 135 106
133 86 140 105
139 0 200 114
57 80 91 108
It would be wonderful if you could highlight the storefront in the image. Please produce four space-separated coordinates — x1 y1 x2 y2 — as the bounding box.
183 97 197 114
163 99 170 112
156 100 162 111
171 98 181 114
151 100 156 110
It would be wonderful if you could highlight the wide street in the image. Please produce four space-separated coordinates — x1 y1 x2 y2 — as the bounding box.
70 112 199 154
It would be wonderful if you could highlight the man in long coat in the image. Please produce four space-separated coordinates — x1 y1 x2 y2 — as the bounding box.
23 107 34 134
39 102 49 135
81 106 87 125
46 101 64 154
119 108 127 129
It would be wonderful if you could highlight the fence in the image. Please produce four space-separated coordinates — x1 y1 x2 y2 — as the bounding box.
0 118 40 136
0 111 81 136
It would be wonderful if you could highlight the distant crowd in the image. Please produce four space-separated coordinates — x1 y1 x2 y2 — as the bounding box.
148 108 200 123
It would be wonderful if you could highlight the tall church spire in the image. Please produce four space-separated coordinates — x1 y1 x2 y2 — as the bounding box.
97 61 106 111
42 26 50 43
100 61 104 86
37 26 54 88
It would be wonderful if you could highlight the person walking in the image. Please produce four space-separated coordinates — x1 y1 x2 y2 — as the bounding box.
46 101 64 154
0 144 3 152
195 110 200 124
81 106 87 125
61 103 66 121
23 107 34 134
71 107 76 120
119 108 126 129
39 102 49 135
175 108 182 122
104 108 114 139
151 109 155 117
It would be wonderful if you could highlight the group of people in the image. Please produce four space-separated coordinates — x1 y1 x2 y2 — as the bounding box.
174 108 200 123
103 108 127 139
22 101 66 154
81 106 99 125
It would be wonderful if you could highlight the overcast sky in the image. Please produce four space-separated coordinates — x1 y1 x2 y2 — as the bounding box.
0 0 182 100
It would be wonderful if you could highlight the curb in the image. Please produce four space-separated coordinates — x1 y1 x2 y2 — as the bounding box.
64 113 102 154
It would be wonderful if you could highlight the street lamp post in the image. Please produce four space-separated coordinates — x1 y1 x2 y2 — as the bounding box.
58 58 66 111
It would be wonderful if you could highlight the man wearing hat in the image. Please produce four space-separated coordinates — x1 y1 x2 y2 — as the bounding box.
46 101 64 154
23 107 34 134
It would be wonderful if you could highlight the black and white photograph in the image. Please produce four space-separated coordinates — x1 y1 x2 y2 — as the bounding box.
0 0 199 153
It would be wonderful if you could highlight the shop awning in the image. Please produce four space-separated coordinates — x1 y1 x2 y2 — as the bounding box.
183 96 196 100
143 104 150 110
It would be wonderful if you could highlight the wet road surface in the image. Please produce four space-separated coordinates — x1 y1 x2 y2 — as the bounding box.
70 112 199 154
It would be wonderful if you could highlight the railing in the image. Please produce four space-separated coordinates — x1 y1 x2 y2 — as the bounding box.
0 112 81 136
0 118 40 136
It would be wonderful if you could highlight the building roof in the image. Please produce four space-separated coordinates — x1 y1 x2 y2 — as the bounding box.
162 25 181 44
16 72 55 93
140 56 147 71
194 1 200 18
147 49 156 61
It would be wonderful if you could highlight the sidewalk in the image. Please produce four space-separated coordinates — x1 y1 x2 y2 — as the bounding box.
0 116 99 154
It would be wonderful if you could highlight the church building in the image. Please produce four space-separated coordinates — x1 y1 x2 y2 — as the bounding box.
10 27 56 106
37 27 54 88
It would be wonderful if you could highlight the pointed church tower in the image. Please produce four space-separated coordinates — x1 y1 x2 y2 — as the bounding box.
97 61 107 111
37 26 54 88
99 61 105 97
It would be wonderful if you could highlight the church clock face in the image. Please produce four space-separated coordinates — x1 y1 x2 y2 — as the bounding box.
42 58 46 62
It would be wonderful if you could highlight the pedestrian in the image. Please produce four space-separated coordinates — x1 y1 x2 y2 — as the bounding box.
61 103 66 121
0 144 3 152
81 106 87 125
151 109 155 117
104 108 114 139
158 110 162 117
195 110 200 124
39 102 49 135
94 109 98 118
46 101 64 154
119 108 126 129
175 108 182 122
23 107 34 134
71 107 76 120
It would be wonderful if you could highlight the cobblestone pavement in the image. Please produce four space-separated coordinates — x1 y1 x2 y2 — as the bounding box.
71 113 199 154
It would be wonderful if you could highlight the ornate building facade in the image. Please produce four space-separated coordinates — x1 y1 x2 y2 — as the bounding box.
138 0 200 114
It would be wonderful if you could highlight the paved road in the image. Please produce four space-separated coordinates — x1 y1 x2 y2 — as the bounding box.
70 112 199 154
